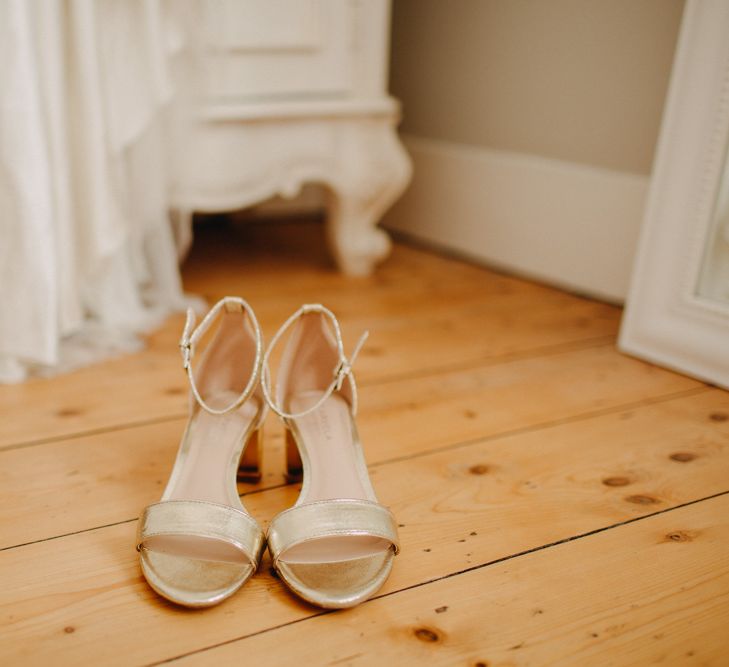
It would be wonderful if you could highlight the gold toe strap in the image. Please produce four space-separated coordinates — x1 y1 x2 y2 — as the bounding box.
267 499 400 563
137 500 265 568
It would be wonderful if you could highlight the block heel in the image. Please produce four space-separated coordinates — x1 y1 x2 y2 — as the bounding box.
237 428 263 483
284 428 303 483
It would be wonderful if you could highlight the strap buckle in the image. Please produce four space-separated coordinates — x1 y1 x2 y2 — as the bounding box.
261 304 368 420
178 298 263 416
179 306 196 370
333 360 350 391
179 339 192 370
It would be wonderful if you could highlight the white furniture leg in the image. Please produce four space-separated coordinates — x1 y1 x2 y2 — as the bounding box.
174 111 411 276
324 123 412 276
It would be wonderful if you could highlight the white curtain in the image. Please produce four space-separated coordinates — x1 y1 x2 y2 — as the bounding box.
0 0 196 383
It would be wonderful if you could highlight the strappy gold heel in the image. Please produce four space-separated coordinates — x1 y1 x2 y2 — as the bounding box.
262 304 400 609
136 297 267 607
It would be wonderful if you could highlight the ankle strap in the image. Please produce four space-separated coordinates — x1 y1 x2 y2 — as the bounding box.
261 304 368 420
179 296 263 415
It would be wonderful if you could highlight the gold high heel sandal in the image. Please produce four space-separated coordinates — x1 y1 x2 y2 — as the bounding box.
136 297 267 607
262 304 400 609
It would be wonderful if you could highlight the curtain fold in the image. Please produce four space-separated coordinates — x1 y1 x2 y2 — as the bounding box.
0 0 194 382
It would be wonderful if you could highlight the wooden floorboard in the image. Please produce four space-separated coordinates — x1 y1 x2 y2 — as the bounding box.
1 220 726 666
2 387 727 664
178 494 729 667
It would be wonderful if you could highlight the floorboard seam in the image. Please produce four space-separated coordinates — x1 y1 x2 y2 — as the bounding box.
0 482 292 553
0 518 139 552
0 413 188 453
370 385 711 469
146 489 729 666
359 334 616 388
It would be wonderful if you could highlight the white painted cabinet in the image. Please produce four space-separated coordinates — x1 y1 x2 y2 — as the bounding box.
173 0 411 275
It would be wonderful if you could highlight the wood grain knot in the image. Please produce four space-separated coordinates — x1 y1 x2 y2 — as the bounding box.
625 494 660 505
709 412 728 422
469 464 490 475
473 662 489 667
464 409 478 419
435 606 448 614
165 387 185 395
602 476 630 487
56 408 82 418
414 627 440 643
669 452 697 463
64 626 75 634
665 531 694 543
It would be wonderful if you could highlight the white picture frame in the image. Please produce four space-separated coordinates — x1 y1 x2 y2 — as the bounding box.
619 0 729 389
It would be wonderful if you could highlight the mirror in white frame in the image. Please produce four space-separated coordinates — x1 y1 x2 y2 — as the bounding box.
619 0 729 389
696 137 729 303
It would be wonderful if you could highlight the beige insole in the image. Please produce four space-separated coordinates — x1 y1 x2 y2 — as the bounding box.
167 390 258 505
282 392 391 564
143 390 259 564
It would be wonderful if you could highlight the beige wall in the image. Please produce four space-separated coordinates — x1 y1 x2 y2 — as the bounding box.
390 0 684 175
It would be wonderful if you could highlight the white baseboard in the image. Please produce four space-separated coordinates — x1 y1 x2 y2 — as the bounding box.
382 135 650 303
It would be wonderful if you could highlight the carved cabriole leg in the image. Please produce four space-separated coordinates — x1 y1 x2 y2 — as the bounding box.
324 119 412 276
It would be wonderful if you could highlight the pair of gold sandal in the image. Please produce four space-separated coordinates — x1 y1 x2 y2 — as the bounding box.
136 297 400 609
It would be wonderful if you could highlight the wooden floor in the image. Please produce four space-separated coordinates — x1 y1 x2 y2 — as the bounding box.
2 219 728 666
